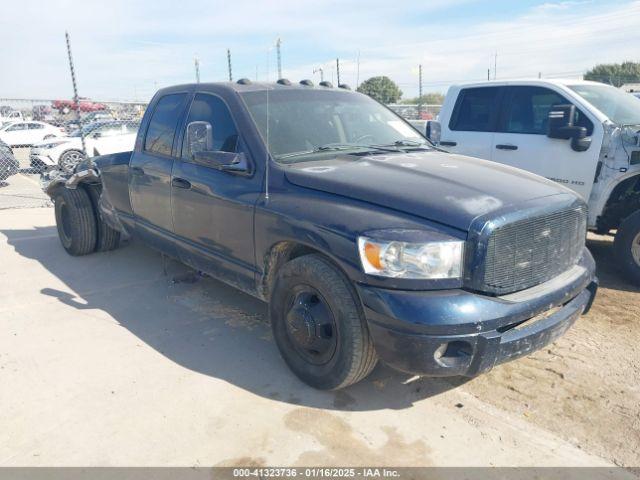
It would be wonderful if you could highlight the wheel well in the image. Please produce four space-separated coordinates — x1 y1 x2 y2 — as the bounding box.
598 175 640 232
260 241 329 300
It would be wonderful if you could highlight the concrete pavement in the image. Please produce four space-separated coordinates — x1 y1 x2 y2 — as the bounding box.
0 207 614 466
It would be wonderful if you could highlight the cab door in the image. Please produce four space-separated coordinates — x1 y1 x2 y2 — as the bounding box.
491 86 601 200
439 86 503 159
129 92 189 253
170 92 260 293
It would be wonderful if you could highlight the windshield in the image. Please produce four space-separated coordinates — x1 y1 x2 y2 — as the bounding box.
240 89 430 163
568 83 640 125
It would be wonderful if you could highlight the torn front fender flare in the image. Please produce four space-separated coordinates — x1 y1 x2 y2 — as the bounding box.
43 168 100 198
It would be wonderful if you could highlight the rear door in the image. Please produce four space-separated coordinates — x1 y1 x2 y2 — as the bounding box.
491 86 600 199
439 86 503 159
171 92 260 292
129 92 189 251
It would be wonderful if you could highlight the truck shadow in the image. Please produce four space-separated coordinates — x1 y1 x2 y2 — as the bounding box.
2 226 469 412
586 236 640 294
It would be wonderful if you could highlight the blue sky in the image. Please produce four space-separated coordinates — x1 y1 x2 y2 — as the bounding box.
2 0 639 101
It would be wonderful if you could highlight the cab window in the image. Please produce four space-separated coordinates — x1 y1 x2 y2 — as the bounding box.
182 93 239 159
501 86 594 136
144 93 187 156
449 87 501 132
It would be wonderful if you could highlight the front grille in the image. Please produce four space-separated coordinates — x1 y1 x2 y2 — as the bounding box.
482 204 587 295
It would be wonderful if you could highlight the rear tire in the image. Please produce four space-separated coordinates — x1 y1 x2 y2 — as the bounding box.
270 254 377 390
614 210 640 284
85 185 121 252
54 187 97 256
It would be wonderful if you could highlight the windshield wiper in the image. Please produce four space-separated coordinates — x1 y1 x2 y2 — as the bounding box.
385 140 431 148
277 143 400 161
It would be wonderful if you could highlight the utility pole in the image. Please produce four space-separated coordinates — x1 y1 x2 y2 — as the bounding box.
64 31 87 161
336 58 341 85
276 38 282 79
194 57 200 83
487 68 490 81
418 64 423 116
227 49 233 82
313 67 324 82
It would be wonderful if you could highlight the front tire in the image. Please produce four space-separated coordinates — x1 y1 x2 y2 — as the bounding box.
270 254 377 390
614 211 640 284
54 187 97 256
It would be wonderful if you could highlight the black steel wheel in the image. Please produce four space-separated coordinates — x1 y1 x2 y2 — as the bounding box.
270 254 377 390
284 286 338 366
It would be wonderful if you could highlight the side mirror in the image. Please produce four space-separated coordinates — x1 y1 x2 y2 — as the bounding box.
547 104 591 152
187 121 213 155
547 104 576 139
426 120 441 144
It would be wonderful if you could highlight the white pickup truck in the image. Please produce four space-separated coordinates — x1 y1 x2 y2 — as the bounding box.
426 79 640 283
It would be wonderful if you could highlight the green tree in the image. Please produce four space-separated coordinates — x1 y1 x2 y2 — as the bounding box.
584 62 640 87
402 92 445 105
357 76 403 103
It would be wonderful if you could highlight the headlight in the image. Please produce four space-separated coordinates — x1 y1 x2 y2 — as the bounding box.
358 231 464 279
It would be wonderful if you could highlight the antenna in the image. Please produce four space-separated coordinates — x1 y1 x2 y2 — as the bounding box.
265 44 272 202
276 37 282 79
493 51 497 80
356 50 360 88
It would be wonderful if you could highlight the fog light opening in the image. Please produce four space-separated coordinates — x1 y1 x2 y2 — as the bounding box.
434 341 473 368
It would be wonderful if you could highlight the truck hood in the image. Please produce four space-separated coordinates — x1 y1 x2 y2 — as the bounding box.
284 150 573 231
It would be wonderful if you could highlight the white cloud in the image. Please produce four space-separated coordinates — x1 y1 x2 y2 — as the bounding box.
0 0 639 100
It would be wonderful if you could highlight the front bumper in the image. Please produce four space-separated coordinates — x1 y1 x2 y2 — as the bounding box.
357 249 598 377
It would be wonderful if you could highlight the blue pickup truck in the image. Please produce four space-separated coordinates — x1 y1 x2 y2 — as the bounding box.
45 79 598 390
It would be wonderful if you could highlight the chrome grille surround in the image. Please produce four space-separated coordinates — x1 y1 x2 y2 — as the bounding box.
464 195 587 296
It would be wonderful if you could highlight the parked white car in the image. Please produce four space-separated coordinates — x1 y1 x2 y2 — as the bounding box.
0 121 64 147
30 120 139 173
427 79 640 282
0 110 23 123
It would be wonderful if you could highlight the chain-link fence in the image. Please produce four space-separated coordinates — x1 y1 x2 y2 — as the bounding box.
386 104 442 136
0 98 146 209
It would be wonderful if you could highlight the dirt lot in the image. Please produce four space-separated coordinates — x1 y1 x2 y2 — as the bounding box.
0 173 638 468
465 233 640 467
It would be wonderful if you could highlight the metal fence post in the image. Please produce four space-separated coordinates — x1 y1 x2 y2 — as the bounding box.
64 31 89 167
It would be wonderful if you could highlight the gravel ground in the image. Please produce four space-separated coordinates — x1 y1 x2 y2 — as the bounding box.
461 233 640 467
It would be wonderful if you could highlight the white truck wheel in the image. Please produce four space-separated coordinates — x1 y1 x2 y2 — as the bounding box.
614 210 640 284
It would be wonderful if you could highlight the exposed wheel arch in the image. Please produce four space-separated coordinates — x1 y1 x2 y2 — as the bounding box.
597 174 640 233
260 241 351 302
